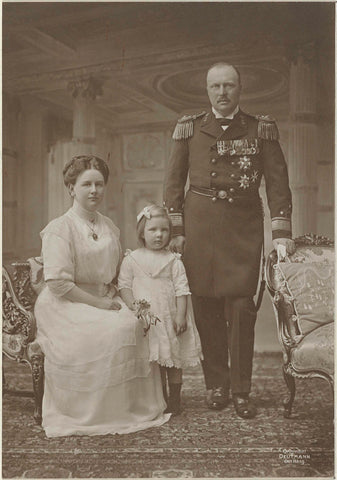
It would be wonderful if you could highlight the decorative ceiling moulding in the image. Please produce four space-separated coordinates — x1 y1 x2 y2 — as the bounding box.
154 64 288 111
3 43 260 94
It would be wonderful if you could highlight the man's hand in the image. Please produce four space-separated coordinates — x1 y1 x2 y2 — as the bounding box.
272 238 296 256
169 235 185 255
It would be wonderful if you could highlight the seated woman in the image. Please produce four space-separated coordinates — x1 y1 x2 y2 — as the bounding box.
34 154 170 437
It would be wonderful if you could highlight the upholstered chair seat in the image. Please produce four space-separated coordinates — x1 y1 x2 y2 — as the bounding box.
291 322 334 377
266 234 334 417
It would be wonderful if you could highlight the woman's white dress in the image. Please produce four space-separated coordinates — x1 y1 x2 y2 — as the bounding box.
34 207 170 438
118 248 203 368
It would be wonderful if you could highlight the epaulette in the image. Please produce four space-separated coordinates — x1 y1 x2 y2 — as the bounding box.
172 111 207 140
255 114 279 141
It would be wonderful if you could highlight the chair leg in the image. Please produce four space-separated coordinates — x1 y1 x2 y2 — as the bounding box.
30 353 44 425
283 366 295 418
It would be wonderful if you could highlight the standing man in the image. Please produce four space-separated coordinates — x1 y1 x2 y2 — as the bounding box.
163 63 295 419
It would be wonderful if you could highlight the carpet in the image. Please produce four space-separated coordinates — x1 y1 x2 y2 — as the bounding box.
2 353 334 478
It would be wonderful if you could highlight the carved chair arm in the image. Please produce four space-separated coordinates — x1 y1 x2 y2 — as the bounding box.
11 262 37 309
265 251 300 347
2 266 36 345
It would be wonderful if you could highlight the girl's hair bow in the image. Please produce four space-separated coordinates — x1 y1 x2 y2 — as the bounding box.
136 205 156 224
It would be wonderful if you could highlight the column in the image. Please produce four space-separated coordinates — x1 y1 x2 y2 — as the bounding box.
3 94 21 260
19 97 49 258
288 43 318 237
47 77 103 221
69 77 103 143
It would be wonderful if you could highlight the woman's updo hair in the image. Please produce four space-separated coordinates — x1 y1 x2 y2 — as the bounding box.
63 155 109 187
136 205 172 247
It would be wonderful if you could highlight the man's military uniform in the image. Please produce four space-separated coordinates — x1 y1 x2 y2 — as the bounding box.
163 109 292 395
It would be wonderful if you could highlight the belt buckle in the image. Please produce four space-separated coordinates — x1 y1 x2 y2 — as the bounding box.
217 190 227 200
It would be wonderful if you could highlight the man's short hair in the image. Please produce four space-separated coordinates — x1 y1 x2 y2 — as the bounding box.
207 62 241 85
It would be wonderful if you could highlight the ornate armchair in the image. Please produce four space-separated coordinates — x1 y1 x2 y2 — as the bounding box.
265 234 334 417
2 261 44 424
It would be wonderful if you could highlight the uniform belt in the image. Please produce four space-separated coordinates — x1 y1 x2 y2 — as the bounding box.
189 185 252 203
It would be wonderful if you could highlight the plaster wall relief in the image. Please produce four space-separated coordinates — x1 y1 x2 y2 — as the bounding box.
122 132 166 171
120 130 169 250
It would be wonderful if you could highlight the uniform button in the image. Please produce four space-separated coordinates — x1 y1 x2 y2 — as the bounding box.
169 207 174 212
211 172 217 178
218 190 227 199
230 173 235 179
280 211 284 215
212 196 217 203
211 158 217 164
231 161 235 166
229 188 235 193
228 198 234 203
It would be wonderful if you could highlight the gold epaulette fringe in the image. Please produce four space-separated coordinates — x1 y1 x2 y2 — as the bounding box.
172 111 207 140
256 115 280 141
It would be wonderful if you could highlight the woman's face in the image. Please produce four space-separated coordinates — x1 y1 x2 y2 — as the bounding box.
69 168 105 212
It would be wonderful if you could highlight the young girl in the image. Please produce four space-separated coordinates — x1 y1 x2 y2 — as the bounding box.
119 205 203 415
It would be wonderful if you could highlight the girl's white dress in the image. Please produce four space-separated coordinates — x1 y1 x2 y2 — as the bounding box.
34 207 170 438
118 248 203 368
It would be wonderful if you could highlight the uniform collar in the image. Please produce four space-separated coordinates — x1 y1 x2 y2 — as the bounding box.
212 105 239 120
200 108 248 139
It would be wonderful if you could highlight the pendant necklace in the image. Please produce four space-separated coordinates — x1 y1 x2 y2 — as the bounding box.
87 217 98 241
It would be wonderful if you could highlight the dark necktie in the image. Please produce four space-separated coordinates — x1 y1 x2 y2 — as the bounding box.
217 118 233 126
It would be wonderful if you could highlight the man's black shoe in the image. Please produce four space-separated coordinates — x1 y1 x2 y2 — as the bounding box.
233 394 257 419
206 387 229 410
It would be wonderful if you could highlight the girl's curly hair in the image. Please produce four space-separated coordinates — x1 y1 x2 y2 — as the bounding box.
136 205 172 247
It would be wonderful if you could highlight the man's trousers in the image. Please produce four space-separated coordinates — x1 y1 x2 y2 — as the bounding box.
192 295 257 394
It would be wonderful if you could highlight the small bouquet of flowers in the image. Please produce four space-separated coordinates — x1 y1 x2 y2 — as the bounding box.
133 299 161 336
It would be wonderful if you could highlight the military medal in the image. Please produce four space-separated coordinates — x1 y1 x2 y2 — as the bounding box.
217 139 260 156
238 156 252 170
251 171 259 183
239 174 250 189
216 140 232 156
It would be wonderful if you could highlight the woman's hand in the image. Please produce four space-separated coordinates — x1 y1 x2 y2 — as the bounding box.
108 284 118 299
174 316 187 336
97 296 122 310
